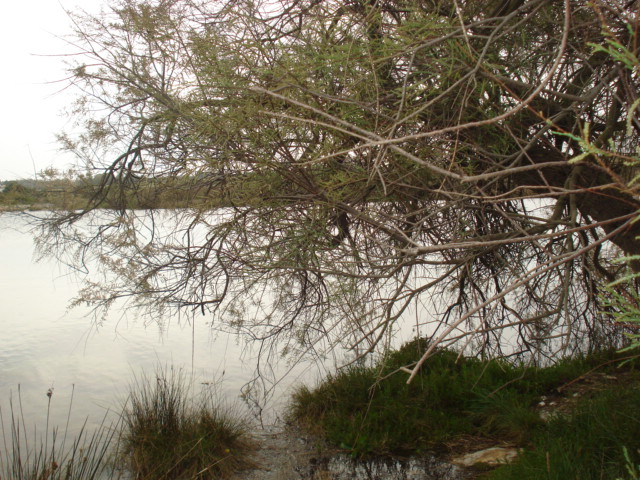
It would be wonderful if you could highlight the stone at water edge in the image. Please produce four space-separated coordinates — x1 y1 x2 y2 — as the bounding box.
451 447 520 467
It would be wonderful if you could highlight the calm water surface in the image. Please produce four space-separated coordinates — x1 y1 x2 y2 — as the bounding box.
0 212 326 437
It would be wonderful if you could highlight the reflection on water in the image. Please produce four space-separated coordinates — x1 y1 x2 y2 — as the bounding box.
0 212 324 438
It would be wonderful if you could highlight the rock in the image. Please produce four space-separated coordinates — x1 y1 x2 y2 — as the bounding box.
231 422 470 479
317 453 469 480
451 446 520 467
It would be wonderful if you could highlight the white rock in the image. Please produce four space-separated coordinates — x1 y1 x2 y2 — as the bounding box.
452 447 520 467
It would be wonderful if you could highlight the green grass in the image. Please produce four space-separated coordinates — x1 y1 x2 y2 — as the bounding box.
119 366 256 479
288 338 640 461
487 387 640 480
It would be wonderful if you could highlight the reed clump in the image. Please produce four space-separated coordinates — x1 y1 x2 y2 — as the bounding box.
1 368 256 480
119 366 255 479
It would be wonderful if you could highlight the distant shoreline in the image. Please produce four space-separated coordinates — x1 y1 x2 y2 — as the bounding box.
0 203 56 212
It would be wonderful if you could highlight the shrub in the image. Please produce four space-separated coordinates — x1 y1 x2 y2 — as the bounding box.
289 340 638 458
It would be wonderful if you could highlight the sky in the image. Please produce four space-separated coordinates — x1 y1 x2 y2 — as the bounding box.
0 0 105 180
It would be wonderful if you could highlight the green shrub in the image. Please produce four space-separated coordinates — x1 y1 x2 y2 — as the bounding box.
290 342 530 456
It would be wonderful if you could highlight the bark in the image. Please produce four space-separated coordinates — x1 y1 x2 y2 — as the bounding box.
518 147 640 258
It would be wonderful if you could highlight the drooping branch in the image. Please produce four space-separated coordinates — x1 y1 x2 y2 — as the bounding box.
37 0 640 376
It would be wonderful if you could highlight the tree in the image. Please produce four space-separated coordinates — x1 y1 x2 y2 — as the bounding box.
41 0 640 380
1 181 37 205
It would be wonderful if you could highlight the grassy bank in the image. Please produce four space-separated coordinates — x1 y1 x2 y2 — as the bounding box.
4 347 639 479
490 386 640 479
288 338 640 478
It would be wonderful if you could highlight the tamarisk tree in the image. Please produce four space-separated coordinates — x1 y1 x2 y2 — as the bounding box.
42 0 640 378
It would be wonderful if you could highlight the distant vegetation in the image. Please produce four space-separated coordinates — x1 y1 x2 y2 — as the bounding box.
0 174 96 211
0 171 296 211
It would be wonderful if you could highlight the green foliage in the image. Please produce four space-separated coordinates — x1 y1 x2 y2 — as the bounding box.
602 264 640 355
592 16 640 355
36 0 640 390
618 447 640 480
120 367 255 479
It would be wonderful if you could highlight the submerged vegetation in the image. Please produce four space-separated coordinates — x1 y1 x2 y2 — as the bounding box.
289 340 640 478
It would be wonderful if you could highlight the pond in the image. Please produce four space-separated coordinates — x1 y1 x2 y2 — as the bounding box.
0 212 332 439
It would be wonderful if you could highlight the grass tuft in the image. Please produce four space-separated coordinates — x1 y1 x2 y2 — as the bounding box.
120 366 256 479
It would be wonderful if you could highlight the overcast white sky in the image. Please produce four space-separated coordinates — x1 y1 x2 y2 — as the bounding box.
0 0 105 180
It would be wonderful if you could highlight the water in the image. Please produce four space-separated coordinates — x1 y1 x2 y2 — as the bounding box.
0 212 323 438
0 211 496 479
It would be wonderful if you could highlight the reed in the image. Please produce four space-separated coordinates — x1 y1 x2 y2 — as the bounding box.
0 385 120 480
1 367 257 480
